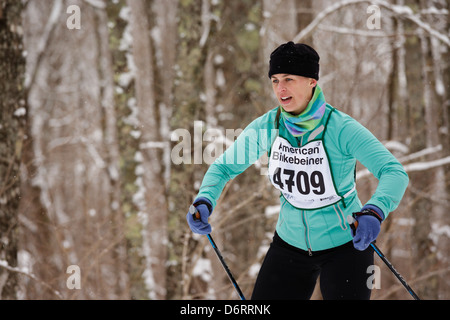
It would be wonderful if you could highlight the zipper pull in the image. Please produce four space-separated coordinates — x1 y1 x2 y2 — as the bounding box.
308 248 312 256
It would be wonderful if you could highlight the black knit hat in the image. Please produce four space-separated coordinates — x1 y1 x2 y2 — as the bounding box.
268 41 320 80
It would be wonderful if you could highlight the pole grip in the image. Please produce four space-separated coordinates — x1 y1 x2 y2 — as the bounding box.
189 205 201 221
347 215 359 232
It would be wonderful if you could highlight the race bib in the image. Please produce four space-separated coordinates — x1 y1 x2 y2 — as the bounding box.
268 137 341 209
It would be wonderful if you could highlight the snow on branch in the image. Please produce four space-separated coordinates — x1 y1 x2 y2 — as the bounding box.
402 156 450 173
317 25 394 38
293 0 450 47
356 145 450 180
83 0 106 9
0 259 63 299
398 144 442 163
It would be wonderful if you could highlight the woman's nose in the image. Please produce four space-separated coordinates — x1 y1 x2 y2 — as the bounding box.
278 84 286 94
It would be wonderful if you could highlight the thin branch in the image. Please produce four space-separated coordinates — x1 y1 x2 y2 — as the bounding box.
317 24 416 38
83 0 106 9
356 146 450 180
402 156 450 173
0 260 63 299
293 0 450 46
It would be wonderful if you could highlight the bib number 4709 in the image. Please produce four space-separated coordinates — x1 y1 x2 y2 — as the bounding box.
272 167 325 195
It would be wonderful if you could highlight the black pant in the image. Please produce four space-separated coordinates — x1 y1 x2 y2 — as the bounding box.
251 232 374 300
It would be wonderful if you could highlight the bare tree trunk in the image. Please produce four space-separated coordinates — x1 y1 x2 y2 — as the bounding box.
20 0 128 299
419 0 449 298
127 0 169 299
407 0 442 300
170 0 208 299
395 0 411 139
93 1 130 298
0 0 26 299
295 0 314 45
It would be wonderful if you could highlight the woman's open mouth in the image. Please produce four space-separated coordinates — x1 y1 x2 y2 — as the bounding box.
280 96 292 105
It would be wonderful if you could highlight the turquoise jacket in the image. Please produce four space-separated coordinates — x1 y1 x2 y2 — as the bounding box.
196 105 409 252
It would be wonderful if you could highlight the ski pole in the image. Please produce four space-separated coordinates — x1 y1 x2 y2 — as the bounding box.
347 215 420 300
190 205 246 300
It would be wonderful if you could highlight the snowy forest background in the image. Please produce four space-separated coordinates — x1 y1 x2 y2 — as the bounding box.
0 0 449 300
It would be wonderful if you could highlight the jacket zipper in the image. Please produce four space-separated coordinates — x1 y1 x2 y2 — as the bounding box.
278 198 288 228
301 210 313 256
297 138 312 256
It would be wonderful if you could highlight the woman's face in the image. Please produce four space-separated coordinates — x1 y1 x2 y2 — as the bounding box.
271 74 317 115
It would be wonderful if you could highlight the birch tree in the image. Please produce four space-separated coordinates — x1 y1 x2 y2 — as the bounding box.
126 0 170 299
20 0 128 299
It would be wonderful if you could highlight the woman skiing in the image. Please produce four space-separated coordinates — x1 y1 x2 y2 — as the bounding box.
186 41 409 300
